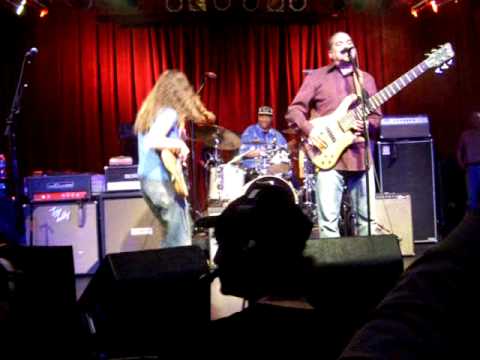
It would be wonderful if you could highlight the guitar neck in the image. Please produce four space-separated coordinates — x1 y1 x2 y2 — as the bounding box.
371 60 430 108
346 60 430 124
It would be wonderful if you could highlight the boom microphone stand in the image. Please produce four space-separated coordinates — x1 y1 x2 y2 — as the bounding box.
3 47 38 241
191 71 216 219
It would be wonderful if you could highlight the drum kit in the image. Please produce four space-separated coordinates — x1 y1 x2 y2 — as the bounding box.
191 124 317 222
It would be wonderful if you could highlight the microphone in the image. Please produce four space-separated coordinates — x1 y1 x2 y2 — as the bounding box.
204 71 217 79
341 46 358 67
25 47 39 58
340 46 355 55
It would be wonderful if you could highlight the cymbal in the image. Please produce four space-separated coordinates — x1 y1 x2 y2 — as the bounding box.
193 124 241 150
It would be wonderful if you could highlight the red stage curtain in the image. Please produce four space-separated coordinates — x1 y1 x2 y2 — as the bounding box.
15 1 480 208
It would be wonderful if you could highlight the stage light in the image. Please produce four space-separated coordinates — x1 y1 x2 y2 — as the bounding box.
16 0 26 15
410 0 459 18
39 7 48 17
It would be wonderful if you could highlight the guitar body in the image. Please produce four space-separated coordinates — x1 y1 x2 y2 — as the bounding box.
161 149 189 198
305 125 356 170
307 96 357 170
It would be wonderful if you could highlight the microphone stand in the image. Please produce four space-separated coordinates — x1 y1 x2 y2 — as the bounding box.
3 50 35 241
190 74 208 220
349 49 372 237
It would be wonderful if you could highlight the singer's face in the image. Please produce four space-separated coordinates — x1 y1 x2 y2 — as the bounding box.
328 32 353 64
258 115 273 130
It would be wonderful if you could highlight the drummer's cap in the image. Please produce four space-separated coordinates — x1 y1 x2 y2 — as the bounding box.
258 106 273 116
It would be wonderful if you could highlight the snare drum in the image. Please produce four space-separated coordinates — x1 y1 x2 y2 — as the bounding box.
241 175 298 204
208 164 245 201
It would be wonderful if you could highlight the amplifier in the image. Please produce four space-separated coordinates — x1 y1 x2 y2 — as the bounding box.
98 191 164 256
375 193 415 256
104 165 140 192
377 139 437 242
24 201 100 274
25 174 92 202
380 115 430 139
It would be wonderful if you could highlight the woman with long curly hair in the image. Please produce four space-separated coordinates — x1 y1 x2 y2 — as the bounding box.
134 70 215 247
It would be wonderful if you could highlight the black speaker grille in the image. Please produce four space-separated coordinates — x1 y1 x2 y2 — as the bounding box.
378 140 437 242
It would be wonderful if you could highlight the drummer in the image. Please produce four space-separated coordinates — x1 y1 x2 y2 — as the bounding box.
239 106 288 172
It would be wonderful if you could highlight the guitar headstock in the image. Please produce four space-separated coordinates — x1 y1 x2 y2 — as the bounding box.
425 43 455 74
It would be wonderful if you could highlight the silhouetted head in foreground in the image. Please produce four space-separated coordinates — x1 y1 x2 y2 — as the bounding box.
214 183 313 300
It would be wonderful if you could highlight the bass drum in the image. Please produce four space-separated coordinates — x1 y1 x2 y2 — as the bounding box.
241 175 298 204
208 164 245 202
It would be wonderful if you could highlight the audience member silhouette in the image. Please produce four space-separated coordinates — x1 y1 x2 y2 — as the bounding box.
339 209 480 360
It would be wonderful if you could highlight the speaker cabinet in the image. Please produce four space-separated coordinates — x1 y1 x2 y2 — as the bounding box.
79 246 210 355
99 191 165 256
25 201 100 274
375 193 415 256
377 139 438 242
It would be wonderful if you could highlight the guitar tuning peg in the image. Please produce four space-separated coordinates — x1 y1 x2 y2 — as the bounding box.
447 59 454 66
441 63 449 70
435 68 443 75
425 52 431 57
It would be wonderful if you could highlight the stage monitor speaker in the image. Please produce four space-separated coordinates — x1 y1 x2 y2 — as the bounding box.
24 201 100 274
99 191 165 256
303 235 403 318
79 246 210 356
375 193 415 256
377 139 438 242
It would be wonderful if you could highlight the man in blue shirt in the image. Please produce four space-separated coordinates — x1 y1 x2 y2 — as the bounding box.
239 106 288 174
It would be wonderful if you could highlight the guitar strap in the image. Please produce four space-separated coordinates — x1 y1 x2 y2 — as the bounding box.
352 68 372 136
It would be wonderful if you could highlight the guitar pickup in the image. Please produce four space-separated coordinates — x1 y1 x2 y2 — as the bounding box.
326 127 336 142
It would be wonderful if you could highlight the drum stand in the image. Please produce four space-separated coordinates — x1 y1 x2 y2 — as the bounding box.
339 186 354 237
211 135 223 166
299 153 317 223
204 134 229 204
211 136 225 200
300 172 317 223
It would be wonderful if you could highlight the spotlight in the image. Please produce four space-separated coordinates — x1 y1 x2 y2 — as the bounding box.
39 7 48 17
410 0 460 18
16 0 26 15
